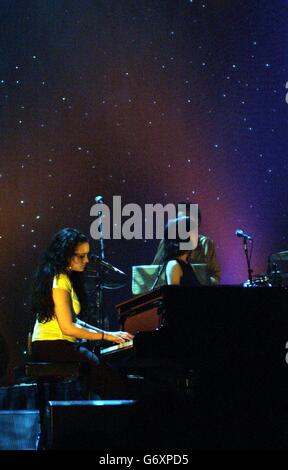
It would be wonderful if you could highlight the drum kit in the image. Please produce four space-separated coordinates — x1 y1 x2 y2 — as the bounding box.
244 250 288 287
82 246 288 323
84 249 288 290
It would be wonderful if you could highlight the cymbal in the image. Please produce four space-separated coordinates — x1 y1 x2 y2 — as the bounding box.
270 250 288 261
254 272 288 284
84 258 128 289
270 272 288 279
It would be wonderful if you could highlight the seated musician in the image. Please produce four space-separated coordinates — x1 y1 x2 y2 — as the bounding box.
163 217 202 286
30 227 133 398
153 203 220 285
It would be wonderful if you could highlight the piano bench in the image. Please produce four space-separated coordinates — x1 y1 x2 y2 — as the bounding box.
25 362 91 449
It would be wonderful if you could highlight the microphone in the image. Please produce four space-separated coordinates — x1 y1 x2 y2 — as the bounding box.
95 195 103 203
89 253 100 262
235 229 253 240
88 253 127 276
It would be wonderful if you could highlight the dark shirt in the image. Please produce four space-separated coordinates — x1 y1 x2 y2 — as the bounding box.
153 235 221 285
165 259 202 286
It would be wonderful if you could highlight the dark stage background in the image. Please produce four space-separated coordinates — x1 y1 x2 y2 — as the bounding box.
0 0 287 382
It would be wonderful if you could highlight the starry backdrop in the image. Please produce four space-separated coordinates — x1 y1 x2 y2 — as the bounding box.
0 0 287 381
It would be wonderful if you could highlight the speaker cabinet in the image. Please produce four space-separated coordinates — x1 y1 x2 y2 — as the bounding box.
0 410 39 450
47 400 140 449
47 397 198 450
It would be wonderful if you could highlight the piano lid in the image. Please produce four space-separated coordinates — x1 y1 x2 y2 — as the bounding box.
116 286 163 316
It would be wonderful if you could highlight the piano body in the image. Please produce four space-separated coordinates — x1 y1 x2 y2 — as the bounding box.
102 285 288 381
100 286 288 449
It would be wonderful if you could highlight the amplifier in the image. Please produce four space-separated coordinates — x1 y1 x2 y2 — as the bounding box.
47 400 137 450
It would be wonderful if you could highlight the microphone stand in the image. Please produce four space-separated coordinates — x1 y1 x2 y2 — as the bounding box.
97 201 105 333
151 262 167 291
86 198 106 337
243 238 253 285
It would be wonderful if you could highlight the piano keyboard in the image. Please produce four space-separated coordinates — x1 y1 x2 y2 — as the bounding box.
100 339 134 356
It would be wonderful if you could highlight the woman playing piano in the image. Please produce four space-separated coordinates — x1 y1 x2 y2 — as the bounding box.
30 227 133 398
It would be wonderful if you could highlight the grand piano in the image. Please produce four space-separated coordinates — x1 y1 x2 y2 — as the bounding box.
101 286 288 449
102 286 288 374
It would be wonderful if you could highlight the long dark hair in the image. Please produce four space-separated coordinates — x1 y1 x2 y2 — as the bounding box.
163 216 192 261
30 227 88 323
